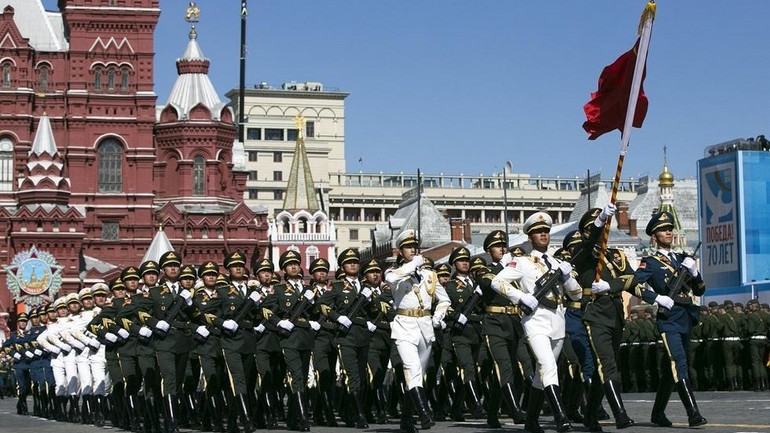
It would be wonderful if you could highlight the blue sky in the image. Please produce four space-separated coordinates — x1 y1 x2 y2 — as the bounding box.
44 1 770 181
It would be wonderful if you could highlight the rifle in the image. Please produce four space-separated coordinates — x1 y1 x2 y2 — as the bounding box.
223 287 262 337
278 285 313 338
659 242 702 320
521 242 592 316
153 287 192 338
453 281 482 331
336 289 370 338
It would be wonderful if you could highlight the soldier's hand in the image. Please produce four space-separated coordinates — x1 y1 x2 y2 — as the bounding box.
34 349 43 357
255 324 266 334
432 318 446 330
302 290 315 304
599 203 617 222
655 295 674 310
88 338 101 350
457 313 468 325
222 320 239 332
247 279 259 289
138 327 152 339
591 279 611 295
105 333 118 343
71 340 86 351
682 257 698 277
249 290 263 305
13 353 21 361
474 286 483 296
360 287 372 300
60 343 72 354
412 255 425 268
277 320 294 332
309 321 321 332
558 262 573 280
179 289 192 301
155 320 171 333
366 321 377 333
337 315 353 328
519 293 539 311
117 329 130 339
48 346 61 355
195 326 210 339
24 350 34 359
500 252 513 267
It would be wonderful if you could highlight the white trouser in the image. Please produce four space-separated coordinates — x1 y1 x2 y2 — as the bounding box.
528 334 564 390
51 354 67 396
63 350 80 396
90 347 109 396
395 336 432 390
76 350 93 395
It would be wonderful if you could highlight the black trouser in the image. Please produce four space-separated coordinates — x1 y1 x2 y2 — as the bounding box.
338 344 370 393
157 351 189 396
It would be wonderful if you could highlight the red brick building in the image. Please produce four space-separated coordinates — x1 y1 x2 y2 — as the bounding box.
0 1 267 311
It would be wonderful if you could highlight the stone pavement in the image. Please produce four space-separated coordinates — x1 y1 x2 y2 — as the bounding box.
0 392 768 433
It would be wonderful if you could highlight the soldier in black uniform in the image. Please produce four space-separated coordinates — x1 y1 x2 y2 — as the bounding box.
477 230 526 428
263 250 315 432
443 246 485 420
320 248 372 429
251 259 283 429
307 258 337 427
746 299 768 391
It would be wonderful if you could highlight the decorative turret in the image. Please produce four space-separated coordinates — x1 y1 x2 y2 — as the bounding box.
657 146 686 247
16 114 71 205
283 114 320 213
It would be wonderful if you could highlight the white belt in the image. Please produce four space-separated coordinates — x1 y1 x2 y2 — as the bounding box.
707 338 720 341
655 341 663 345
690 339 703 343
751 335 767 340
723 337 740 341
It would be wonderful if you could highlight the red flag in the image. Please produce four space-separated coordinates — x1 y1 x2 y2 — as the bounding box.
582 38 648 140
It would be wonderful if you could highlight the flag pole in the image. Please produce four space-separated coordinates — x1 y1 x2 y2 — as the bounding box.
595 1 656 282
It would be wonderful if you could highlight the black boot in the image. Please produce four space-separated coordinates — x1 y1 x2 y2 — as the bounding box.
126 394 143 432
502 382 526 424
649 383 673 427
565 376 583 423
236 393 254 433
676 379 707 427
208 393 225 432
295 390 310 432
399 384 417 433
375 387 389 424
82 394 92 424
164 394 180 433
465 381 485 419
603 380 634 429
408 387 434 429
447 379 463 422
544 385 572 432
582 379 603 432
145 395 163 433
486 380 503 428
524 387 544 433
94 395 106 427
69 395 81 423
351 391 369 429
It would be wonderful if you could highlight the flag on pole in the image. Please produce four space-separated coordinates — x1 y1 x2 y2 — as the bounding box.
582 39 649 140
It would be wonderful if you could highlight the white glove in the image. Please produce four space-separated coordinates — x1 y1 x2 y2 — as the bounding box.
591 279 611 295
138 327 152 339
249 290 263 304
178 289 192 300
457 313 468 325
255 324 266 334
60 343 72 353
222 319 239 332
310 321 321 332
599 203 617 222
34 349 43 357
558 261 573 281
682 257 698 277
155 320 171 332
13 353 21 361
88 338 101 350
337 315 352 328
48 346 61 355
360 287 372 300
248 279 259 288
105 333 118 343
474 286 483 296
117 328 130 339
195 326 210 339
412 255 425 268
655 295 675 310
302 290 315 303
366 321 377 332
432 318 446 330
519 293 539 311
277 320 294 332
25 351 34 359
71 340 86 351
500 252 513 267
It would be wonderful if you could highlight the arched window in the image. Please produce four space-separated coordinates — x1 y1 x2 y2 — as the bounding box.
94 69 102 90
298 217 308 233
193 155 206 196
0 137 13 192
97 139 123 193
121 68 129 91
2 63 11 88
107 69 115 91
39 66 49 92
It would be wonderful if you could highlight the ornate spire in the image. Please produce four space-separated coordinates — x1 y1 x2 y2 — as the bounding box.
658 145 674 188
282 114 320 212
16 114 71 205
657 145 684 246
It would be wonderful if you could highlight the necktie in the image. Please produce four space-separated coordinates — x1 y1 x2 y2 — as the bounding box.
542 254 553 270
353 280 360 293
294 282 302 292
669 252 679 268
171 283 178 295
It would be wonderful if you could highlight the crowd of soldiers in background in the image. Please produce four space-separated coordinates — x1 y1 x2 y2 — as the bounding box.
619 300 770 393
0 222 768 433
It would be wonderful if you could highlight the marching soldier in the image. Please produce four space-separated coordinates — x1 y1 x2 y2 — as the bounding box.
320 248 373 429
720 300 742 391
443 246 485 420
362 259 395 424
307 257 337 427
252 259 283 429
477 230 527 428
635 211 707 427
492 212 582 433
7 312 31 415
263 250 316 432
702 301 723 391
746 299 768 391
383 229 451 432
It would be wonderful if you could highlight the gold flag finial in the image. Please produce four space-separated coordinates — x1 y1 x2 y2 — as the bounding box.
186 2 200 24
294 114 306 140
638 1 656 36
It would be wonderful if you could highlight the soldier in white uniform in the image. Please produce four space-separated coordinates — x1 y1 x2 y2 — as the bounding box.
36 297 69 420
384 229 450 432
492 212 582 433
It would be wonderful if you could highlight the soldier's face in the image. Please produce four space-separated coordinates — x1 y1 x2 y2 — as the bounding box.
257 270 272 285
180 278 195 289
47 311 57 321
31 317 40 326
82 298 94 309
312 270 328 282
163 265 180 280
143 273 158 286
68 303 80 314
454 259 470 274
94 295 107 307
229 265 246 280
56 307 68 317
365 271 380 285
203 274 218 288
112 288 127 299
488 245 506 261
343 262 360 276
529 229 551 251
654 229 674 248
438 275 451 285
401 246 416 261
284 263 301 278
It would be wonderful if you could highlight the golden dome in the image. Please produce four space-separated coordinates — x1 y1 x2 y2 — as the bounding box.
658 165 674 188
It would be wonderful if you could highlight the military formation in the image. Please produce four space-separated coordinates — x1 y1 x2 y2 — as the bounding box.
1 207 769 433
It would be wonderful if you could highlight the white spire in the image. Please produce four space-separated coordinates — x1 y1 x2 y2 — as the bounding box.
30 114 58 157
142 226 174 263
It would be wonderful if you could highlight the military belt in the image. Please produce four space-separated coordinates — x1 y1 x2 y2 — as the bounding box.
751 335 767 340
723 337 740 341
690 339 703 343
396 308 431 318
485 305 520 315
582 288 593 296
567 301 582 309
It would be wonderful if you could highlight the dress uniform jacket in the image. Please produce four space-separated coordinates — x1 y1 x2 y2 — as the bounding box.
264 282 315 350
320 278 371 348
581 249 639 329
478 262 522 339
214 285 257 354
444 275 484 345
144 284 194 354
386 266 451 345
192 288 223 358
